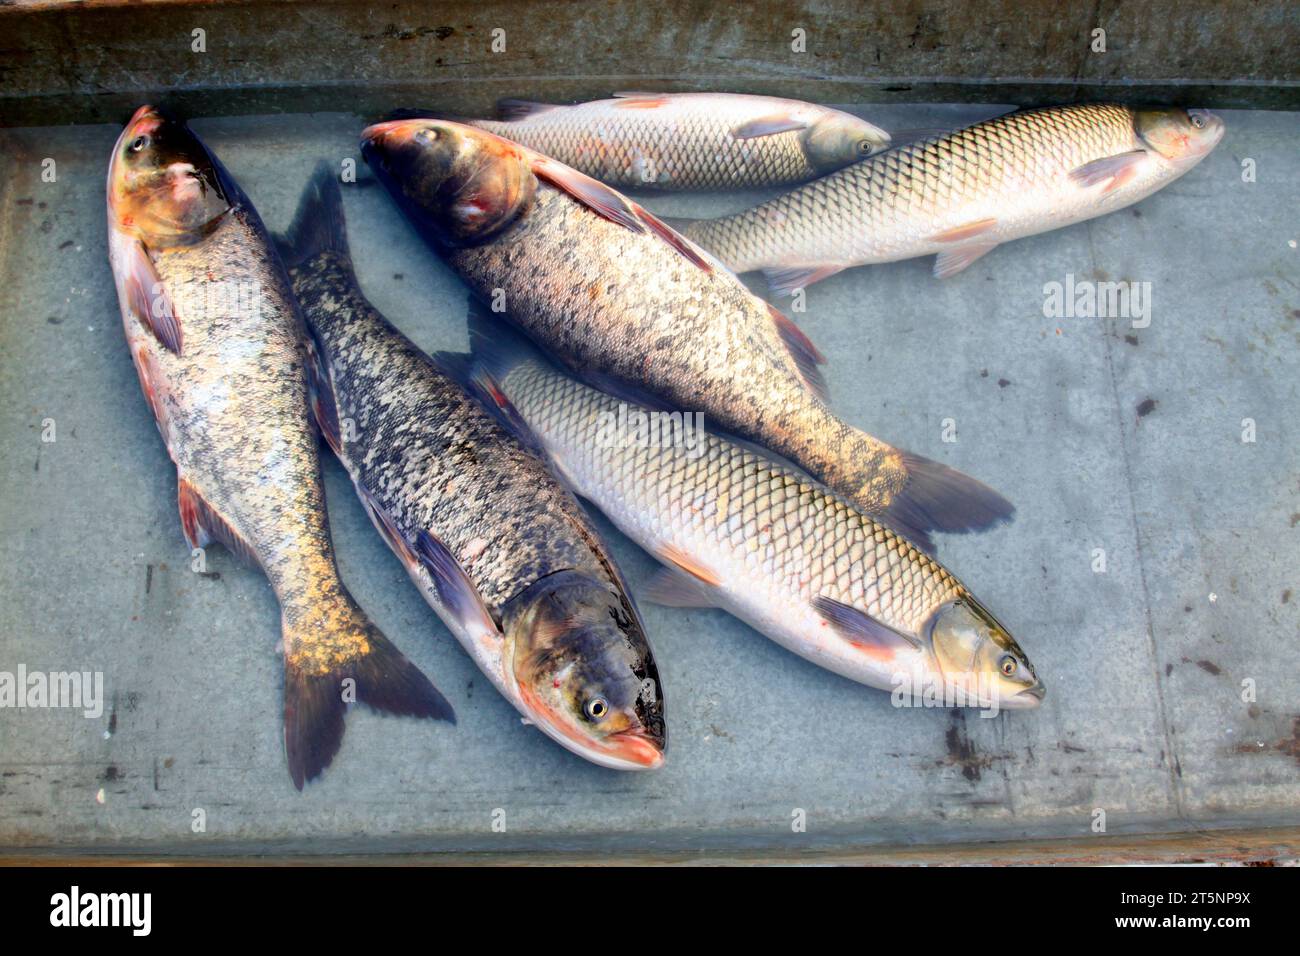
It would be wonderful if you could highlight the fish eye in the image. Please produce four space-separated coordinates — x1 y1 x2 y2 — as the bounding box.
416 127 439 144
857 140 873 154
1190 114 1205 130
999 655 1018 677
583 697 609 721
129 134 150 153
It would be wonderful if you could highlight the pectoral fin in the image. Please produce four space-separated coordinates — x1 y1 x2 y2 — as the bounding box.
414 529 501 640
812 596 921 655
1068 151 1147 193
732 114 809 139
530 155 644 232
124 240 182 355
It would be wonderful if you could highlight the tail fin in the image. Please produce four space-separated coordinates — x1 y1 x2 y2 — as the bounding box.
282 590 454 790
878 450 1015 551
275 162 350 270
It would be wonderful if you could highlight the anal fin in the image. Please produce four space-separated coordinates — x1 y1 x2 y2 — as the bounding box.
642 565 719 608
762 264 846 297
933 242 998 279
177 477 259 566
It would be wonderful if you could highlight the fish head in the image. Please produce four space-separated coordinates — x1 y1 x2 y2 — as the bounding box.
502 571 665 770
1135 108 1225 165
802 112 891 172
361 118 536 247
923 597 1044 709
107 105 235 246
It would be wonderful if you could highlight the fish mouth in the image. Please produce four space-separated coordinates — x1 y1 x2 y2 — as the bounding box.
1011 681 1047 707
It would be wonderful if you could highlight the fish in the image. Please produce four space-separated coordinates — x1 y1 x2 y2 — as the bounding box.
457 316 1044 710
454 92 889 191
673 105 1226 293
274 166 666 769
360 117 1012 552
106 107 453 790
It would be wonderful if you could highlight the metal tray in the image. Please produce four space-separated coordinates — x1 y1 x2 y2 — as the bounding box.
0 1 1297 862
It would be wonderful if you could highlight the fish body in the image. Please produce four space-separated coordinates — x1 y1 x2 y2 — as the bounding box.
468 325 1043 709
361 118 1013 551
277 168 665 769
466 92 889 190
676 105 1225 291
107 108 452 789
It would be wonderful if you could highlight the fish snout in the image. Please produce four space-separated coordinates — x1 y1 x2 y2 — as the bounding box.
606 725 667 770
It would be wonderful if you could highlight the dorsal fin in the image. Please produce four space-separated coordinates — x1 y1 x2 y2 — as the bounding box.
497 98 562 122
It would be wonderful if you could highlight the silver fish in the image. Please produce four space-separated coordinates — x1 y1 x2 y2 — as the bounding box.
463 92 889 190
677 105 1225 292
276 167 666 769
462 321 1044 710
106 107 452 789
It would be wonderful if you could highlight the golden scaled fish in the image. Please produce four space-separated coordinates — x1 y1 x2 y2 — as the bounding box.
106 107 453 789
274 167 665 769
361 117 1012 552
460 92 889 191
674 105 1225 293
458 318 1044 710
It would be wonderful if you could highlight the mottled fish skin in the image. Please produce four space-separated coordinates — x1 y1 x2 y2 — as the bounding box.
468 92 889 190
482 342 1043 707
362 118 1016 547
679 104 1225 285
278 169 666 769
107 108 451 790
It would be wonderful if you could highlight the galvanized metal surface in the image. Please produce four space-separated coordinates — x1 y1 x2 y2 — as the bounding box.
1 0 1299 128
0 103 1296 858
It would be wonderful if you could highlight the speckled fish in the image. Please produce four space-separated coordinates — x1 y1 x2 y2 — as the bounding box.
674 105 1225 292
460 320 1043 709
106 107 453 790
274 167 665 769
458 92 889 191
361 117 1011 552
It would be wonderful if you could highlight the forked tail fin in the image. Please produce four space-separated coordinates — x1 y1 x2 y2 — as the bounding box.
275 162 350 270
876 449 1015 553
282 589 454 790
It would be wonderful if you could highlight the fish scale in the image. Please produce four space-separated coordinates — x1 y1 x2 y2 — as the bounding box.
680 103 1218 279
499 355 967 649
363 116 1019 551
468 93 887 190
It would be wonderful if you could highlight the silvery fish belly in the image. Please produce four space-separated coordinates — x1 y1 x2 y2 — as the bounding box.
106 108 452 790
276 168 666 770
678 104 1226 292
470 328 1045 710
360 117 1014 552
467 92 890 190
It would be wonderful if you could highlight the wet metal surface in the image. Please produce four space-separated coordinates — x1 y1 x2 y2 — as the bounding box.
0 106 1296 855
